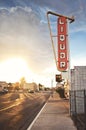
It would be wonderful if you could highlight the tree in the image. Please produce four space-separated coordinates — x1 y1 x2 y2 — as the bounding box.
20 77 26 89
38 83 44 90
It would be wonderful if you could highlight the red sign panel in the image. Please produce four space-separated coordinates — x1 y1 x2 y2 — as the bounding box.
57 16 68 71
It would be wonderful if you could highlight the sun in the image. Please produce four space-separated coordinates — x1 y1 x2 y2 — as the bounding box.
0 57 32 82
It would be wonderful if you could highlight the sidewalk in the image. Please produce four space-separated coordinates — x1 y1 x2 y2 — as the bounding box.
28 92 77 130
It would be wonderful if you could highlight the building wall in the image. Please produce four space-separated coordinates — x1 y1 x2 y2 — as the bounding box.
0 81 8 91
70 66 86 114
71 66 86 90
24 82 38 91
0 85 3 91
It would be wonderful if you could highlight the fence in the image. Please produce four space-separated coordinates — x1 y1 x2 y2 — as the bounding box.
70 90 86 130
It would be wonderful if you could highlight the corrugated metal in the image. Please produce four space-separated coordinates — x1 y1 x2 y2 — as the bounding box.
70 66 86 114
71 66 86 90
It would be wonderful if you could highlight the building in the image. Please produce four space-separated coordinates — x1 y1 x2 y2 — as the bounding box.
0 81 8 91
70 66 86 115
71 66 86 90
24 82 39 91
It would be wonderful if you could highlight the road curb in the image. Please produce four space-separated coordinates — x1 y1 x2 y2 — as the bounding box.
27 96 49 130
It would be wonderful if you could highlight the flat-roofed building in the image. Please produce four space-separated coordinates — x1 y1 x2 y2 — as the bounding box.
71 66 86 90
24 82 39 91
70 66 86 114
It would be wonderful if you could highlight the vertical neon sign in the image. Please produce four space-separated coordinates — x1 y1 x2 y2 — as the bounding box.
57 16 68 71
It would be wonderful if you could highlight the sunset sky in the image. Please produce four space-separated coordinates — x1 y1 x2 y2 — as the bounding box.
0 0 86 87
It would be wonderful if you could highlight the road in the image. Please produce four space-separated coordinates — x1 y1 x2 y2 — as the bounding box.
0 91 50 130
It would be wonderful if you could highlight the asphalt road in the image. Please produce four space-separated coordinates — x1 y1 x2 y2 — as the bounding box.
0 91 50 130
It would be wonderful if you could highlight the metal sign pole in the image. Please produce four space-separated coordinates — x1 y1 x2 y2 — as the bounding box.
47 12 75 113
47 10 75 76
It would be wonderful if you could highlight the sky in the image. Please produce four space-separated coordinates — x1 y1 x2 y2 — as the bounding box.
0 0 86 87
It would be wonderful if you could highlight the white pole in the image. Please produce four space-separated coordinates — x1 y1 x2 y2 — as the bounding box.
67 19 72 115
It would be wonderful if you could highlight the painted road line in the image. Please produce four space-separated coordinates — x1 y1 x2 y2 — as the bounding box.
27 101 47 130
0 96 24 112
0 102 21 112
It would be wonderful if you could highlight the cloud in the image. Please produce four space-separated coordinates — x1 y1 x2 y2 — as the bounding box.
0 1 86 86
71 55 86 69
0 6 54 74
1 0 86 33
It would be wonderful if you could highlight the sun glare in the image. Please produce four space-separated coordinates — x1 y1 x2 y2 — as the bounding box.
0 58 32 82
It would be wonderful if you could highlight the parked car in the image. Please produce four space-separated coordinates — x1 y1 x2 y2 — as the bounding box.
3 89 8 93
28 89 34 93
0 89 8 94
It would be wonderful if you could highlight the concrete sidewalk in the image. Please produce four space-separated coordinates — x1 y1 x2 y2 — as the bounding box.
28 92 77 130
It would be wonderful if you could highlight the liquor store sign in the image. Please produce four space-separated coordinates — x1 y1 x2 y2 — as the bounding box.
57 16 68 71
